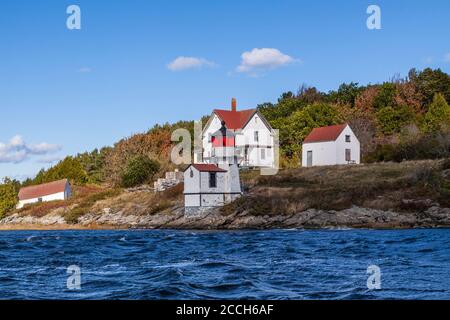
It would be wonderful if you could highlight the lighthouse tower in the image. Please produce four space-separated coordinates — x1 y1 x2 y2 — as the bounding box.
210 121 242 199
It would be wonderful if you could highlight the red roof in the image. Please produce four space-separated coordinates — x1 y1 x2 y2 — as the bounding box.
303 124 348 143
18 179 69 201
188 164 227 173
213 109 256 130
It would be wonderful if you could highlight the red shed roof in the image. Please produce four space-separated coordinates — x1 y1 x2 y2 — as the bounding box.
18 179 69 201
213 109 256 130
303 124 348 143
187 164 227 173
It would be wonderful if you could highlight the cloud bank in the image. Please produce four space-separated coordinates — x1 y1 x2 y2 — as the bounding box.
0 135 62 164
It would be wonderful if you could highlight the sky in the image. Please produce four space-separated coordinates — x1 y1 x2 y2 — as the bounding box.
0 0 449 180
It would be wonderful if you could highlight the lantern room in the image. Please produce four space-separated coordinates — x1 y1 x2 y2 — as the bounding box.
211 121 237 164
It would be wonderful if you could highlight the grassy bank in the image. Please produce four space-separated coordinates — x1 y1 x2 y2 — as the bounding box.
226 158 450 216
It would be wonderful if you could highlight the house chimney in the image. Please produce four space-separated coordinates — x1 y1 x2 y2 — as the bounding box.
231 98 237 112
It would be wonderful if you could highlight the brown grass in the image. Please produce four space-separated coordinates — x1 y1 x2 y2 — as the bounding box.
223 159 450 216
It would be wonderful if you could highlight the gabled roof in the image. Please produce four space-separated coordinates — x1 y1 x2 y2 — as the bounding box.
18 179 69 201
213 109 257 130
187 164 227 173
303 124 348 143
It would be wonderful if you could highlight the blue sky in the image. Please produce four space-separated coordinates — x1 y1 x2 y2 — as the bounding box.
0 0 449 179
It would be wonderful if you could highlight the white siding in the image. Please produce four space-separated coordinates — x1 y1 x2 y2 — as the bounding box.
201 114 222 164
302 141 337 167
335 126 360 165
17 191 67 209
302 125 360 167
183 165 242 208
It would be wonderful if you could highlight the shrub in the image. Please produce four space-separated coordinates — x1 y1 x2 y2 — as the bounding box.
0 178 19 218
120 155 160 188
423 93 450 133
376 105 415 135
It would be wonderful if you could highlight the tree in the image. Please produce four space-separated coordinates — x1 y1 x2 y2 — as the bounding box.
28 157 89 186
0 178 19 218
376 105 416 135
121 155 160 188
423 93 450 133
373 82 397 109
333 82 364 107
278 103 340 158
409 68 450 107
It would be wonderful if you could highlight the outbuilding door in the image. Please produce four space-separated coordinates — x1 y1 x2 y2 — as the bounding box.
307 151 313 167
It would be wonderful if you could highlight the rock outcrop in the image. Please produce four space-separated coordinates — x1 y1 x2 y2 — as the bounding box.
2 205 450 230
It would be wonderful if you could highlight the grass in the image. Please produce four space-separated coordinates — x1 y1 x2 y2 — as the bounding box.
223 159 450 216
64 188 123 224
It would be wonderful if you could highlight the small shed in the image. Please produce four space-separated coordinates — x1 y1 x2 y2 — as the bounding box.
17 179 72 209
302 124 360 167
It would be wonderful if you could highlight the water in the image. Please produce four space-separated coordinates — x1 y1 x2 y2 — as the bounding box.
0 229 449 300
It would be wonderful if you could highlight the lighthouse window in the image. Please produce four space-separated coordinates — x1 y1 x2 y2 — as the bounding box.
209 172 217 188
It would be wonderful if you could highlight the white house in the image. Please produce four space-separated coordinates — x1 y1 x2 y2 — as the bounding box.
17 179 72 209
302 124 360 167
184 123 242 214
197 98 275 168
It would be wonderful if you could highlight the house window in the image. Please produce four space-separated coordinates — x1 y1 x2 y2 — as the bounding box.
38 197 43 203
209 172 217 188
255 117 258 123
190 169 194 178
261 148 266 160
345 149 351 162
345 135 351 142
254 131 259 142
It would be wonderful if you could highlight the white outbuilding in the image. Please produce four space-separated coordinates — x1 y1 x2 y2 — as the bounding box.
184 121 242 214
17 179 72 209
301 123 360 167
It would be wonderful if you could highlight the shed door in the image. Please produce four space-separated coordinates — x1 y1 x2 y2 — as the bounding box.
307 151 313 167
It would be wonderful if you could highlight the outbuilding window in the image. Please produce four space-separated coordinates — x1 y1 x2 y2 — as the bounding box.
209 172 217 188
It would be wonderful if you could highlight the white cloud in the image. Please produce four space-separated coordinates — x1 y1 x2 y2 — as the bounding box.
236 48 298 74
77 67 92 73
167 56 215 71
0 135 61 164
445 53 450 62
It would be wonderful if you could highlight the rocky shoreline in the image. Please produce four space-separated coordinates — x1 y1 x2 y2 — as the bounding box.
1 205 449 230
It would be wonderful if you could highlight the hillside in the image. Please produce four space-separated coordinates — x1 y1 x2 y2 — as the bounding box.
0 67 449 220
1 159 449 230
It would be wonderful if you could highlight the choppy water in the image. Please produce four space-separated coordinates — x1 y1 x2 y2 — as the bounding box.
0 229 449 300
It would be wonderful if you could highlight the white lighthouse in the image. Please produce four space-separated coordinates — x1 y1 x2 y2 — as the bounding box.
184 121 242 214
